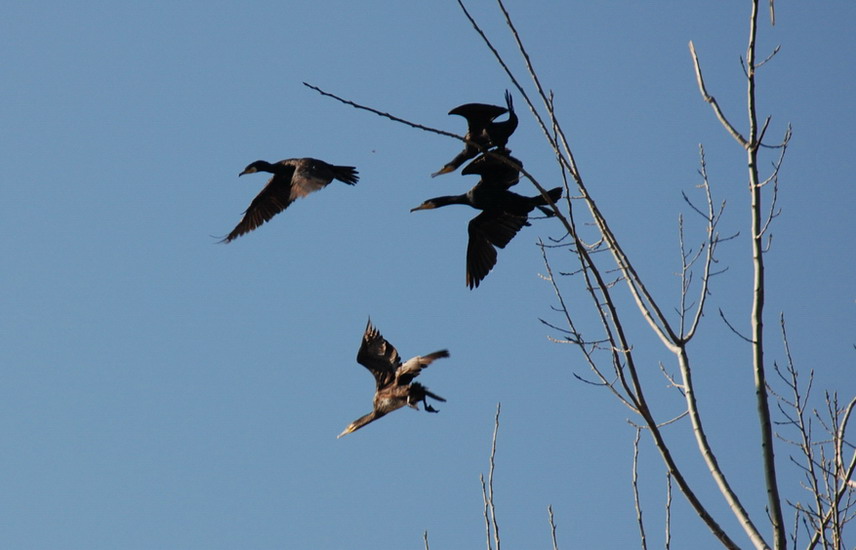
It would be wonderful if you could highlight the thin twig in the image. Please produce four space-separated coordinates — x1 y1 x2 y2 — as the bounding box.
688 41 748 147
548 505 560 550
480 475 493 550
633 428 648 550
666 472 673 550
719 308 755 344
487 403 502 550
303 82 462 141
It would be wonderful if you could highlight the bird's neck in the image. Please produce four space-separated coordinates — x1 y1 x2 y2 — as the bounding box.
430 194 471 208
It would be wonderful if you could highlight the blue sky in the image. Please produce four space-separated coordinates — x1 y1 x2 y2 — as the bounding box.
2 2 854 548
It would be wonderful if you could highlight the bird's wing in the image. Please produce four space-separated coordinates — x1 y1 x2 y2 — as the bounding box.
397 350 450 386
466 211 528 289
277 158 329 199
221 172 295 243
449 103 508 126
461 153 522 189
357 319 401 386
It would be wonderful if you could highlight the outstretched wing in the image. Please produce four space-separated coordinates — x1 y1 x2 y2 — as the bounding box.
221 170 296 243
356 319 401 387
449 102 508 127
466 211 528 289
397 350 450 386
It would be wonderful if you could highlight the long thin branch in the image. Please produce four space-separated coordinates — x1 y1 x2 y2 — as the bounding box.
480 475 493 550
744 1 786 546
683 144 723 342
633 428 649 550
303 82 461 141
487 403 502 550
689 2 786 546
688 41 749 147
666 472 673 550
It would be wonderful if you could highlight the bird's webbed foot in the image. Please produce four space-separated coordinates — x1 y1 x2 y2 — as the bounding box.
423 401 440 413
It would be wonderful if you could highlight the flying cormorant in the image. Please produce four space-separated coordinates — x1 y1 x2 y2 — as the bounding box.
431 91 518 177
221 158 358 243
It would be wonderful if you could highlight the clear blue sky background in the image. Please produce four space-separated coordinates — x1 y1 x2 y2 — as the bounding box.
2 2 854 548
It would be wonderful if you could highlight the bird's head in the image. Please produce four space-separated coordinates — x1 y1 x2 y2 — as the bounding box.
337 411 381 438
238 160 268 176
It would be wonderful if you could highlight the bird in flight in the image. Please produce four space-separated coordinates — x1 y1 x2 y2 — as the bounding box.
338 319 449 438
220 157 358 243
432 91 518 177
414 150 561 289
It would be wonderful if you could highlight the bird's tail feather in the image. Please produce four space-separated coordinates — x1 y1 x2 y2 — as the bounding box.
531 186 562 207
333 166 359 185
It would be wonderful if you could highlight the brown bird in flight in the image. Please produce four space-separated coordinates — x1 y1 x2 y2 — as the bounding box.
431 91 518 177
220 157 358 243
338 319 449 438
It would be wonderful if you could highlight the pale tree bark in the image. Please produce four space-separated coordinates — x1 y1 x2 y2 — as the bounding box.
689 1 791 545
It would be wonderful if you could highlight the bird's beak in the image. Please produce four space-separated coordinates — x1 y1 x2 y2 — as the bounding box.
238 167 256 177
431 166 454 178
337 425 355 439
410 203 434 212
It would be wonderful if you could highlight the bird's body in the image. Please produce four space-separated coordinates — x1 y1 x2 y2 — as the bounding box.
338 320 449 438
220 157 358 243
461 149 523 188
414 151 561 288
432 91 518 177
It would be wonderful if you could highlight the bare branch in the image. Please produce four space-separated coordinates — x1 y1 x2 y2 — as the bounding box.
480 474 493 550
666 472 673 550
547 505 560 550
719 308 755 343
633 428 649 550
486 403 502 550
744 2 787 544
688 41 749 147
756 45 781 69
303 82 470 145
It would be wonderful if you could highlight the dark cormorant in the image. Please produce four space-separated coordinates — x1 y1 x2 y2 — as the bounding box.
220 158 358 243
413 153 561 288
338 319 449 438
431 91 518 177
